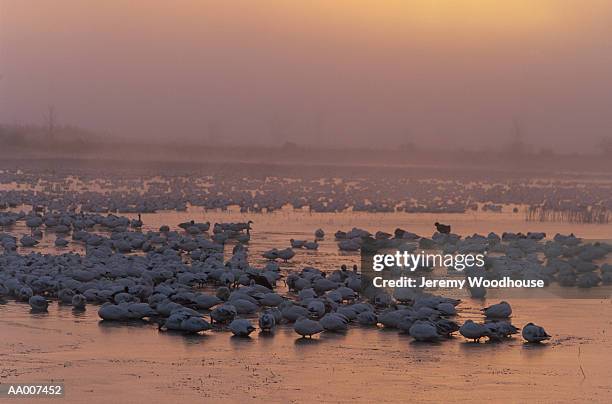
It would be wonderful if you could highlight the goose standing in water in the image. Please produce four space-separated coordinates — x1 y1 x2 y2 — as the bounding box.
303 240 319 250
17 287 33 301
259 292 283 307
195 221 210 232
277 248 295 262
459 320 490 342
29 295 49 312
229 319 256 337
290 239 306 249
409 320 441 342
193 293 222 310
294 317 324 338
307 299 326 318
482 301 512 318
210 304 237 324
178 220 195 230
522 323 551 343
468 284 487 299
281 303 310 323
319 313 349 332
435 319 460 338
98 303 130 321
130 213 143 229
20 235 39 247
55 237 69 247
26 215 43 229
181 316 212 334
314 228 325 239
434 222 451 234
258 310 276 332
244 220 253 235
71 294 87 310
236 233 250 243
485 321 519 341
356 311 378 326
262 248 279 260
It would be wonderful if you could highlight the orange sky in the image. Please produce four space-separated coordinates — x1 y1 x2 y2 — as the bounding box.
1 0 612 150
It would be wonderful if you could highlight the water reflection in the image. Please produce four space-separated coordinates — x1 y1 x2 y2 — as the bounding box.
408 340 443 347
71 308 87 318
294 337 321 347
179 333 209 346
29 310 49 317
459 340 506 354
229 335 254 347
319 332 348 342
97 319 151 332
521 342 550 352
257 331 276 341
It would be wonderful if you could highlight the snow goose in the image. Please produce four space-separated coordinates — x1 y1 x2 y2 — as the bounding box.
29 295 49 312
459 320 490 342
294 317 324 338
409 320 441 342
522 322 551 343
229 319 256 337
258 310 276 332
482 301 512 318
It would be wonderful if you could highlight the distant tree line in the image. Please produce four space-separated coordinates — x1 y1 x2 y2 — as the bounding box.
0 123 95 150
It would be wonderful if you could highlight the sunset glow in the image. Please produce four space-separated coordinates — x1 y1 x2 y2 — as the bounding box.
294 0 564 36
2 0 611 150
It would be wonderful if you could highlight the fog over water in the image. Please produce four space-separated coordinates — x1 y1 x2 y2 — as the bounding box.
2 0 612 151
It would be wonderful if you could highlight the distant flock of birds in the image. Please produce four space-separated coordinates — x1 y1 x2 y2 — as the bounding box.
0 165 609 218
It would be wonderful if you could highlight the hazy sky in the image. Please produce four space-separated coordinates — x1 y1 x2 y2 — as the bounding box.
2 0 612 151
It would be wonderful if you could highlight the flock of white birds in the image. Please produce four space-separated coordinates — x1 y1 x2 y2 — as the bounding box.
1 163 610 347
5 207 611 345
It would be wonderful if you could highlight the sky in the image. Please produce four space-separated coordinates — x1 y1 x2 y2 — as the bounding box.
1 0 612 151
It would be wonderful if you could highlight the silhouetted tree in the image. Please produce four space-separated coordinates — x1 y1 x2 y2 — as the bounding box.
599 137 612 155
43 105 58 141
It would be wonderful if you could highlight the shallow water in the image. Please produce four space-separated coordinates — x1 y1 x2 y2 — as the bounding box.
2 209 612 403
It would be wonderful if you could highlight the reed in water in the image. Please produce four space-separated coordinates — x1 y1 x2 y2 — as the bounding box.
525 204 610 224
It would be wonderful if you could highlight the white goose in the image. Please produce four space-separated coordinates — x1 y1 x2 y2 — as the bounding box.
294 317 324 338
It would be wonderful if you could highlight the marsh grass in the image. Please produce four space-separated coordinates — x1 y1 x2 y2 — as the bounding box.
525 205 610 224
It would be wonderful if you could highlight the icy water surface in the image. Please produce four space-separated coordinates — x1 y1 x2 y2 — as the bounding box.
2 209 612 403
